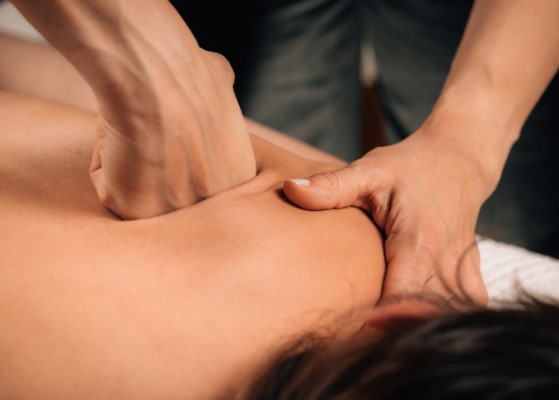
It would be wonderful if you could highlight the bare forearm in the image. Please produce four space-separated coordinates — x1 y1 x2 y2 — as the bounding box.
0 32 95 110
422 0 559 192
11 0 256 219
10 0 198 120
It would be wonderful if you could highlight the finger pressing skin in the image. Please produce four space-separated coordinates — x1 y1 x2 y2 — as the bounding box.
282 164 373 211
89 140 111 209
379 229 488 307
451 243 488 307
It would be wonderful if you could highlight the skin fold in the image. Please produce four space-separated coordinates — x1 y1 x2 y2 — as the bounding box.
0 92 385 399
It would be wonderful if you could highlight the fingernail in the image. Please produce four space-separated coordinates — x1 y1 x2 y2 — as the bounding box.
288 178 311 187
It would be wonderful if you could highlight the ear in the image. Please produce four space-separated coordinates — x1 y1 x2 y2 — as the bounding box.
359 301 442 336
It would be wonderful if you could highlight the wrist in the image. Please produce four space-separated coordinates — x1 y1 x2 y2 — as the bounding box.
417 91 518 197
439 65 527 132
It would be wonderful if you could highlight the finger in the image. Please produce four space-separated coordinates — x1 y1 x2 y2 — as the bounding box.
89 141 113 210
378 250 431 306
451 243 488 306
89 139 102 175
89 169 112 211
378 232 488 307
378 229 438 303
283 164 374 211
203 50 236 86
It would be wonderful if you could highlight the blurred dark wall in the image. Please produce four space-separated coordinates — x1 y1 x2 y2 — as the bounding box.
170 1 261 98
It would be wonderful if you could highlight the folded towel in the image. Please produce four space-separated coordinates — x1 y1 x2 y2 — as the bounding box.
479 238 559 307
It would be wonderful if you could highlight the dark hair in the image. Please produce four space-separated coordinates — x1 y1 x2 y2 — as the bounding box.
244 297 559 399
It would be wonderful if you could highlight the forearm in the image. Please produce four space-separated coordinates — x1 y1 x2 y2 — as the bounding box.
10 0 197 125
0 33 336 166
421 0 559 193
0 32 95 110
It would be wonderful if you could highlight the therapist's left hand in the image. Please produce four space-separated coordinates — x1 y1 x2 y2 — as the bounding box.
89 48 256 220
283 129 490 306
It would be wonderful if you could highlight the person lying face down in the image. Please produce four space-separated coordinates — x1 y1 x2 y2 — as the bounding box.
3 92 557 400
0 91 386 399
0 35 473 399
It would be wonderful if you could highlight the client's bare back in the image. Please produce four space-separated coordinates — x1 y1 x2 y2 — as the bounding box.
0 92 384 399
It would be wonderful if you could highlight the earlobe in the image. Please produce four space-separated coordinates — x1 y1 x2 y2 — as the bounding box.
360 300 442 337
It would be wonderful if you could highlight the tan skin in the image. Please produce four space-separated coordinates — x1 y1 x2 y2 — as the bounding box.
9 0 559 306
0 92 384 399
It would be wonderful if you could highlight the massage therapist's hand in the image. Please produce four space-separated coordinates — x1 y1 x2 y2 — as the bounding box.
286 0 559 305
11 0 256 219
88 46 255 220
284 127 490 306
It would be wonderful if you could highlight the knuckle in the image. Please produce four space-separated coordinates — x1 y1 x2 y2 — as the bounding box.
476 288 489 306
205 51 235 84
470 287 489 306
350 156 393 194
319 170 341 189
98 192 113 209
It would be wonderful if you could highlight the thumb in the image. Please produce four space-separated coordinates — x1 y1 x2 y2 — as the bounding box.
283 165 370 211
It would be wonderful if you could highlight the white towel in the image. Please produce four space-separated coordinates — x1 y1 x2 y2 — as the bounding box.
479 238 559 307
